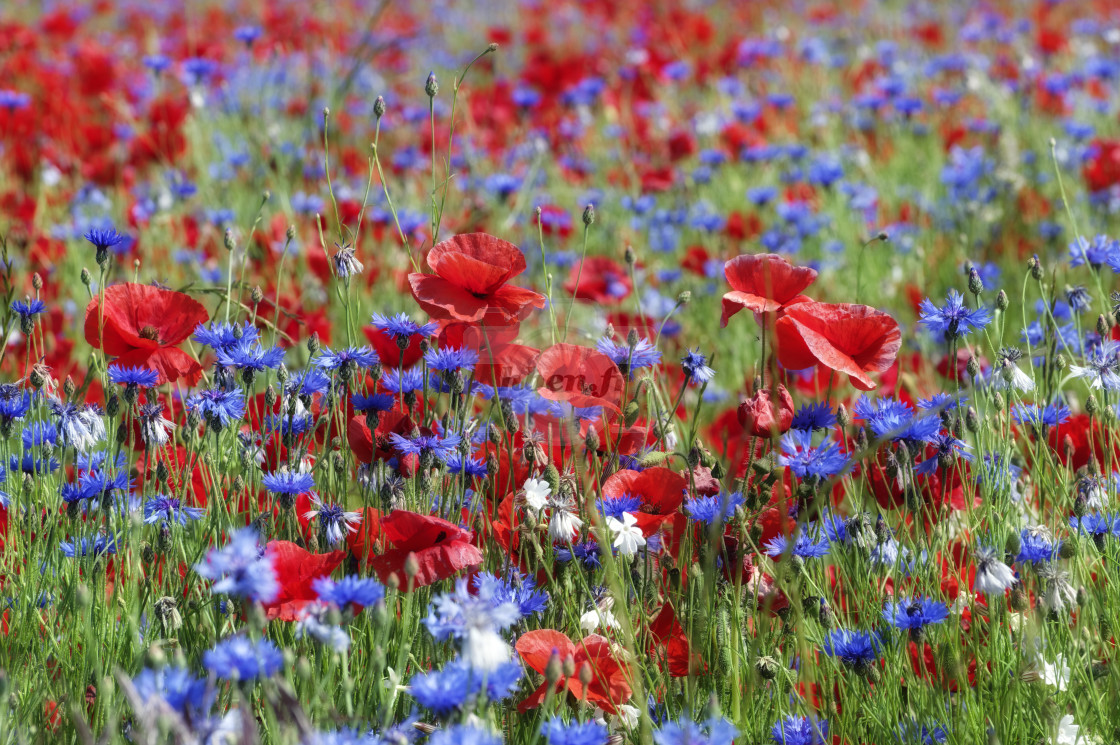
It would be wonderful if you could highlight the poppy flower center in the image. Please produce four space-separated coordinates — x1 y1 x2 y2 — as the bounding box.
138 325 161 342
639 503 660 515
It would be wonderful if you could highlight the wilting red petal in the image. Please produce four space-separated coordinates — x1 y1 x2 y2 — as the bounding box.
263 541 346 621
721 253 817 326
536 343 624 412
775 302 901 391
427 232 527 292
737 385 795 437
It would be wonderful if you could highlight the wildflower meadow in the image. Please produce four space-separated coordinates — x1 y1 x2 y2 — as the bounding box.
3 1 1120 743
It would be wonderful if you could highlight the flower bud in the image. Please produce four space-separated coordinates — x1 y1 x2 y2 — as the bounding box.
373 95 386 119
582 204 595 226
996 289 1009 311
425 72 439 98
968 267 984 296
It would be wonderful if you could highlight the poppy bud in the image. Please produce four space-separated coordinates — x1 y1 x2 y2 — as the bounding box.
404 552 420 580
966 356 980 379
373 95 386 119
578 661 593 688
737 386 794 438
31 273 42 290
1098 314 1111 337
286 223 297 242
585 428 600 452
223 228 235 252
1059 538 1077 559
544 651 563 685
836 403 850 428
308 333 320 355
623 401 640 428
996 289 1009 311
624 245 636 265
1004 531 1021 557
965 406 979 433
251 285 264 305
425 72 438 98
582 203 595 226
1009 584 1028 611
80 267 92 286
991 391 1005 411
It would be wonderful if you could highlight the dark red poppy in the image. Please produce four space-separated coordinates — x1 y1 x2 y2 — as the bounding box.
536 343 624 412
601 467 688 538
737 385 794 437
563 256 632 304
774 301 901 392
364 510 482 589
345 508 383 561
262 540 346 622
408 233 546 325
83 283 209 386
721 253 817 327
516 630 632 714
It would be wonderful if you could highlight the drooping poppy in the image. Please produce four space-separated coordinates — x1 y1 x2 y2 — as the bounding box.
408 233 546 325
83 283 209 386
774 302 901 392
515 630 632 714
262 540 346 622
721 253 817 327
536 343 624 412
364 510 482 589
737 385 795 437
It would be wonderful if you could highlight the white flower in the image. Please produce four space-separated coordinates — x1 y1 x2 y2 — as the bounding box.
993 358 1035 392
973 546 1016 595
607 512 646 556
580 596 620 633
549 508 583 542
1040 655 1070 691
523 477 551 512
1052 714 1100 744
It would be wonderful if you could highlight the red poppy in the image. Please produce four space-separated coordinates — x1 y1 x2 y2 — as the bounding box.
563 256 632 304
408 233 546 325
83 283 209 386
536 343 624 412
737 385 795 437
363 325 426 369
1082 139 1120 193
601 466 688 538
649 602 703 677
364 510 483 589
774 302 901 392
262 540 346 622
516 630 632 714
721 253 817 327
345 508 383 561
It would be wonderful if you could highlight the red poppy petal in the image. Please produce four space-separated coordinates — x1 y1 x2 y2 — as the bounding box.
427 232 527 286
380 510 468 549
408 274 490 323
516 629 577 674
723 254 817 305
432 250 517 296
536 343 624 412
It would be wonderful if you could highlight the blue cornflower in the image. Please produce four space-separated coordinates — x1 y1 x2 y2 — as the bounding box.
23 421 57 449
215 338 285 372
233 25 262 44
186 388 246 429
791 402 835 432
75 468 132 507
331 244 364 278
410 660 522 715
680 348 715 385
0 386 31 425
84 227 126 257
473 570 549 619
853 397 940 445
144 496 205 526
596 336 661 377
48 399 106 451
262 470 314 495
382 367 425 394
314 346 379 371
287 368 332 397
108 365 160 388
541 718 609 745
765 532 830 560
1069 341 1120 390
770 715 828 745
351 392 395 415
371 312 438 342
203 637 283 681
1070 512 1120 541
653 716 739 745
1010 403 1071 428
899 721 948 744
193 321 259 352
10 298 46 322
822 629 881 671
918 289 992 340
194 527 278 603
303 492 362 547
1016 527 1059 563
313 575 385 610
916 392 963 412
424 578 520 670
913 431 973 476
1071 234 1118 268
388 431 462 464
446 453 488 478
599 494 641 520
555 540 601 569
778 430 850 483
133 665 209 715
60 535 117 558
884 597 950 633
424 346 479 372
685 491 745 525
